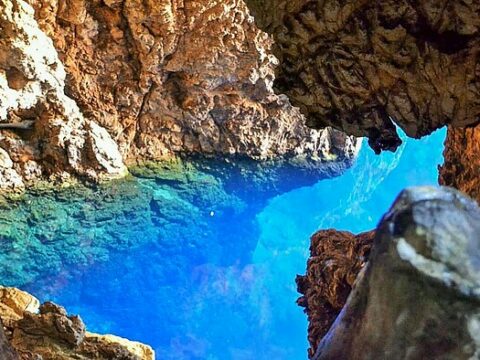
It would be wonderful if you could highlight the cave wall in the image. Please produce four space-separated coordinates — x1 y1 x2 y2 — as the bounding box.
244 0 480 153
0 0 359 190
28 0 358 164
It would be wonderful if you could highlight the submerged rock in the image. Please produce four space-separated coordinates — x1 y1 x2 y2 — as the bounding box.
296 229 374 358
244 0 480 153
311 187 480 359
0 287 154 360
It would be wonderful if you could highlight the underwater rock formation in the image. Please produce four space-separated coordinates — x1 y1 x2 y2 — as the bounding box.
307 187 480 360
0 155 343 290
244 0 480 153
0 287 154 360
440 125 480 204
0 0 359 189
296 229 374 358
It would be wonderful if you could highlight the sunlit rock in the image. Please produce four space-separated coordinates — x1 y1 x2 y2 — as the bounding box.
25 0 358 166
0 287 154 360
0 0 128 189
313 187 480 360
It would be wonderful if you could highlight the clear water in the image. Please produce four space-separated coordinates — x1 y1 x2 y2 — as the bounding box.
0 128 446 359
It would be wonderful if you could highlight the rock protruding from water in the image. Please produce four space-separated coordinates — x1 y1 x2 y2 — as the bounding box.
296 229 375 358
313 187 480 360
0 287 154 360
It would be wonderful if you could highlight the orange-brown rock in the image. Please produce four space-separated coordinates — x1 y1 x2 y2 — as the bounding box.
245 0 480 153
0 0 359 190
440 124 480 204
296 229 375 358
0 287 154 360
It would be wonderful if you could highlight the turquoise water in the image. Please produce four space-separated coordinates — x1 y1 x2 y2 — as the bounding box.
1 129 445 359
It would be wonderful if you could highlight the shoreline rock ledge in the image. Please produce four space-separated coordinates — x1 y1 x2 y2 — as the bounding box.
0 287 154 360
311 186 480 360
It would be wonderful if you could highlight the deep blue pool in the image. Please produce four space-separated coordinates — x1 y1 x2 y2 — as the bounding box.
0 128 446 359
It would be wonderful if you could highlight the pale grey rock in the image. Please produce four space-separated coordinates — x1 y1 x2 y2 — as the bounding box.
315 186 480 360
0 148 24 190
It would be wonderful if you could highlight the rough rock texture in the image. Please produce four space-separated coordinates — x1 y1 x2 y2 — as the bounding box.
244 0 480 153
0 319 18 360
0 0 128 191
296 229 375 358
312 187 480 360
28 0 358 162
440 124 480 204
0 287 154 360
0 0 359 191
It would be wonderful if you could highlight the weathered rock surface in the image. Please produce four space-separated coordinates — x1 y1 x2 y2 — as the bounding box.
440 124 480 204
0 0 359 190
0 319 18 360
0 287 154 360
311 187 480 360
245 0 480 153
296 229 374 358
0 0 128 190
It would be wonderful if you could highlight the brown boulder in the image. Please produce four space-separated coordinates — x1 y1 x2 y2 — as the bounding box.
296 229 375 358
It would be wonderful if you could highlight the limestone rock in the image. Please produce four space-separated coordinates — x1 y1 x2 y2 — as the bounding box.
0 287 154 360
0 0 360 190
314 187 480 360
296 229 374 358
0 0 128 189
244 0 480 153
440 124 480 204
0 287 40 327
0 148 24 191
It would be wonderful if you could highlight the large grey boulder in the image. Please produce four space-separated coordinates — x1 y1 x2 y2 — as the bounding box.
315 186 480 360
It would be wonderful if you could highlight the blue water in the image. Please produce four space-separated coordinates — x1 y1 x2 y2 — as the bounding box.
1 128 446 359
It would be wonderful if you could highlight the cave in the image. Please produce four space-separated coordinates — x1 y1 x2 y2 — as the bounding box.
0 0 479 359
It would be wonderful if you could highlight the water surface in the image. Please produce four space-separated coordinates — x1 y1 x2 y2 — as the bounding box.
0 129 446 359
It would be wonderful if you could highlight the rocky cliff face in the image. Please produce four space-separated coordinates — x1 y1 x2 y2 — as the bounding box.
0 0 359 191
244 0 480 153
0 287 154 360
